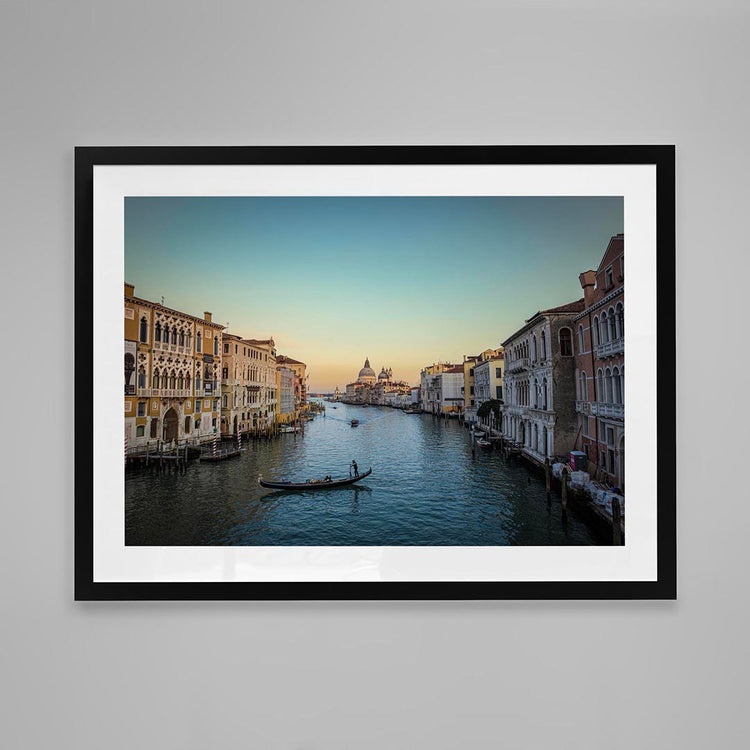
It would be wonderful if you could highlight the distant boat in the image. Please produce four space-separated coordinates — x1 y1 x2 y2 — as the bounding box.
403 408 421 414
476 438 491 448
279 425 300 433
351 419 360 426
258 468 372 490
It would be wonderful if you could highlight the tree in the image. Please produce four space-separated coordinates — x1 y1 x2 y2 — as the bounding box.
476 399 502 421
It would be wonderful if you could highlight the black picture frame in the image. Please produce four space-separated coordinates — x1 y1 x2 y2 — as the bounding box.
75 145 676 601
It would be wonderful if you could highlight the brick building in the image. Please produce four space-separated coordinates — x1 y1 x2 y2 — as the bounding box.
573 233 625 488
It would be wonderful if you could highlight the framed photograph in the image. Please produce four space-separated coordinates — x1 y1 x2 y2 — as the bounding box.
75 145 675 600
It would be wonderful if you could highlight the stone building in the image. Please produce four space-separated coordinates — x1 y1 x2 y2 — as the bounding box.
276 355 307 412
419 363 464 415
500 299 584 462
573 233 625 488
276 365 296 423
472 349 505 409
124 283 224 449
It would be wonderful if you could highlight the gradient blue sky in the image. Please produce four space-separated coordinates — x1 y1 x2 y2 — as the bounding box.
125 196 622 391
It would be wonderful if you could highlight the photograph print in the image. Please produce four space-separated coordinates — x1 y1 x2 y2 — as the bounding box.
124 195 624 547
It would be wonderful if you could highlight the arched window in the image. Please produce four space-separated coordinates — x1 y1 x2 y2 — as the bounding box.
168 370 176 389
593 316 600 346
154 322 161 342
597 369 605 402
607 307 616 342
152 368 159 389
541 331 547 359
223 394 228 408
137 367 146 389
184 417 191 433
533 378 538 408
542 378 548 410
612 366 622 404
600 312 608 343
196 332 202 353
177 373 184 390
605 368 613 403
139 316 148 343
559 327 572 356
171 328 177 345
185 332 191 349
578 325 585 352
161 371 168 389
531 335 537 361
185 374 191 392
163 324 170 344
580 372 588 401
214 336 219 355
179 331 185 346
196 374 201 392
222 366 228 380
615 302 624 340
194 417 201 432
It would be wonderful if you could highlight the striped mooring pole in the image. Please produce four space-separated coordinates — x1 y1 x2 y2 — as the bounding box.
212 431 218 458
236 421 241 448
124 434 128 466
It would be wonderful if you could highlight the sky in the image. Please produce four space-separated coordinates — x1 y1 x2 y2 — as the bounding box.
125 196 623 391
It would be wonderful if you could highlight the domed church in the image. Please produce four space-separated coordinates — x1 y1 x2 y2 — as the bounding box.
357 357 377 384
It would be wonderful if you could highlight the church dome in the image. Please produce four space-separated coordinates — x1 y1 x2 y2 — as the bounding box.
378 367 389 380
358 357 376 382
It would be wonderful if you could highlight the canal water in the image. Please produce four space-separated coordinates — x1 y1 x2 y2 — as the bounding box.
125 399 606 546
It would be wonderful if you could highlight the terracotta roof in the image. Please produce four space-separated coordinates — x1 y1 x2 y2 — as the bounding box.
444 365 465 374
276 355 305 366
538 299 585 316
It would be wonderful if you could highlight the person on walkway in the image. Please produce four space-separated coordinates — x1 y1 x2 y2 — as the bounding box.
351 459 359 477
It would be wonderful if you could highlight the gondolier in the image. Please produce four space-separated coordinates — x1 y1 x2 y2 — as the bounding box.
351 459 359 477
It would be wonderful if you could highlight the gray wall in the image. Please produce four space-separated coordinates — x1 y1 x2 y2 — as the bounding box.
2 1 746 748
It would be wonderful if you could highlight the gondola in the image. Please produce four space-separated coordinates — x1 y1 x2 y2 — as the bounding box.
350 419 359 426
258 468 372 490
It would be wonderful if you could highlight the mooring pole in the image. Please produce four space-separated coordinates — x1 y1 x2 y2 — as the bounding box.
561 468 568 513
612 497 622 545
545 457 551 502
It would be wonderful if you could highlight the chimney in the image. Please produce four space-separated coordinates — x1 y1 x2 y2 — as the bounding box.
579 270 596 309
204 311 212 323
124 282 134 298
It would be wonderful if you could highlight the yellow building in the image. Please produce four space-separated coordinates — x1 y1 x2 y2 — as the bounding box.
463 348 503 411
220 335 278 435
124 283 224 449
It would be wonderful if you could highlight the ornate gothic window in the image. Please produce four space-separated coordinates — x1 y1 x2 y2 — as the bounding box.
154 322 161 342
139 316 148 343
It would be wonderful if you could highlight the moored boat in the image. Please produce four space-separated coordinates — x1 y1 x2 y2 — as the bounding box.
476 438 491 448
258 467 372 490
351 419 360 426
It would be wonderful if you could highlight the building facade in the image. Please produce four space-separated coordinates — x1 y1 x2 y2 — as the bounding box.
500 300 584 462
124 283 224 449
472 349 505 409
276 365 296 423
276 355 307 412
573 233 625 488
420 363 464 415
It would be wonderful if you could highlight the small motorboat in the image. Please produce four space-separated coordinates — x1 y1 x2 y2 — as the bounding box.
258 468 372 490
476 438 492 448
279 425 300 433
350 419 360 426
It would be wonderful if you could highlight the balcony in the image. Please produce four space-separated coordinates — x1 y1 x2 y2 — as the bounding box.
507 357 529 373
591 401 624 420
575 400 591 414
595 338 624 359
